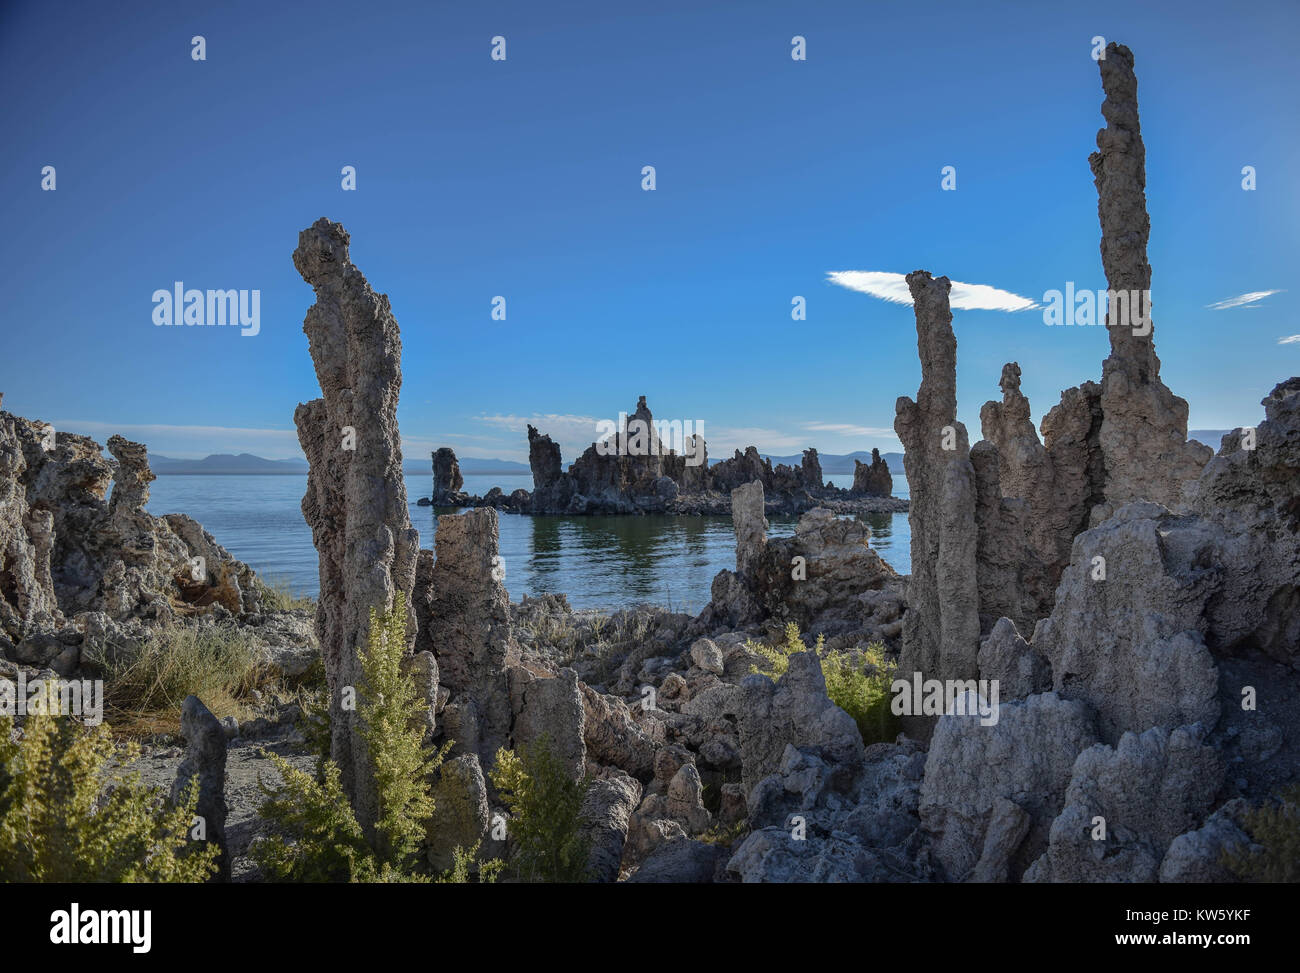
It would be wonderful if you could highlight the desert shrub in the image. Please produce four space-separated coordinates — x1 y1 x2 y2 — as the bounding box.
1222 785 1300 882
436 841 504 884
0 693 217 882
254 593 447 881
489 736 591 883
821 644 899 745
749 622 900 745
87 623 267 737
256 574 316 613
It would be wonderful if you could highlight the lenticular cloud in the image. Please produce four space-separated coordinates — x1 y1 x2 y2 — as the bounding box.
827 271 1039 312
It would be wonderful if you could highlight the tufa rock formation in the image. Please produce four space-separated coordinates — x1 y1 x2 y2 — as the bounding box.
293 217 420 832
427 396 906 518
431 447 464 501
894 271 981 683
0 393 269 674
851 448 893 497
171 694 230 882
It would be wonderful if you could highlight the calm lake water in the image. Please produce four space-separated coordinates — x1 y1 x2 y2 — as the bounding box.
145 473 910 611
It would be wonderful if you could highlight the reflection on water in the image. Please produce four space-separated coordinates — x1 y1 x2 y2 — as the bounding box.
421 506 910 613
148 472 911 611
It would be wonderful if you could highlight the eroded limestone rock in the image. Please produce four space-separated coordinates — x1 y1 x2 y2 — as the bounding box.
292 217 420 829
1026 724 1223 882
852 449 893 497
894 271 980 682
171 694 229 882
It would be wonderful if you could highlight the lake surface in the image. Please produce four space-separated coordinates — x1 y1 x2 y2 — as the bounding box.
145 472 910 611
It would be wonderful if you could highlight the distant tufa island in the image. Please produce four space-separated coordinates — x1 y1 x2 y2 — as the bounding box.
417 395 909 516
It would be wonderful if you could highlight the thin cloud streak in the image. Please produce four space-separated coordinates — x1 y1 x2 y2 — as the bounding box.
827 271 1039 312
1206 289 1284 310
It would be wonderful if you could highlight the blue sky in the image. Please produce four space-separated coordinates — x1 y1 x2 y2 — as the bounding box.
2 0 1296 463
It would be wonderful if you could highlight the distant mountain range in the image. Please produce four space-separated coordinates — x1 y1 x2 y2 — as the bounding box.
152 434 1233 476
151 453 309 475
150 453 531 476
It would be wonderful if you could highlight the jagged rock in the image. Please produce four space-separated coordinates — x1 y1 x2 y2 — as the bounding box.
978 616 1052 701
919 692 1098 881
974 365 1074 630
509 666 586 781
292 218 419 830
1186 378 1300 666
1159 799 1252 883
1090 44 1210 512
171 695 229 882
580 770 642 882
719 782 747 826
526 424 566 505
426 753 490 873
725 741 930 885
624 811 688 863
736 651 864 797
405 649 439 741
0 402 264 662
1033 503 1221 742
1026 724 1223 883
578 681 656 778
666 762 712 833
421 508 515 773
689 637 725 675
968 797 1031 883
731 481 766 578
852 448 893 497
627 838 724 883
800 448 823 489
432 447 464 500
895 271 980 682
749 507 899 636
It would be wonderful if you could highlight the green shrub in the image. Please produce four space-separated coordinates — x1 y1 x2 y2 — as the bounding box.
749 622 900 746
1222 785 1300 882
254 593 446 882
0 692 217 883
489 736 591 883
436 841 504 884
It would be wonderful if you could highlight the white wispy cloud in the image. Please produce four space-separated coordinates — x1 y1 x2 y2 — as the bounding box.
471 413 602 436
801 422 897 438
1206 289 1284 310
826 271 1039 312
1279 335 1300 345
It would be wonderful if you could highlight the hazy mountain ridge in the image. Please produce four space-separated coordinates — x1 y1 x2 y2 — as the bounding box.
152 438 1230 477
150 453 531 476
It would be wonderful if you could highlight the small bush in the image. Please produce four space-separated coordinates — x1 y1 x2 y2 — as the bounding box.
0 692 217 883
822 645 899 746
88 623 267 738
489 736 591 883
749 622 900 746
257 575 316 613
254 593 446 882
1222 785 1300 882
436 841 503 884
